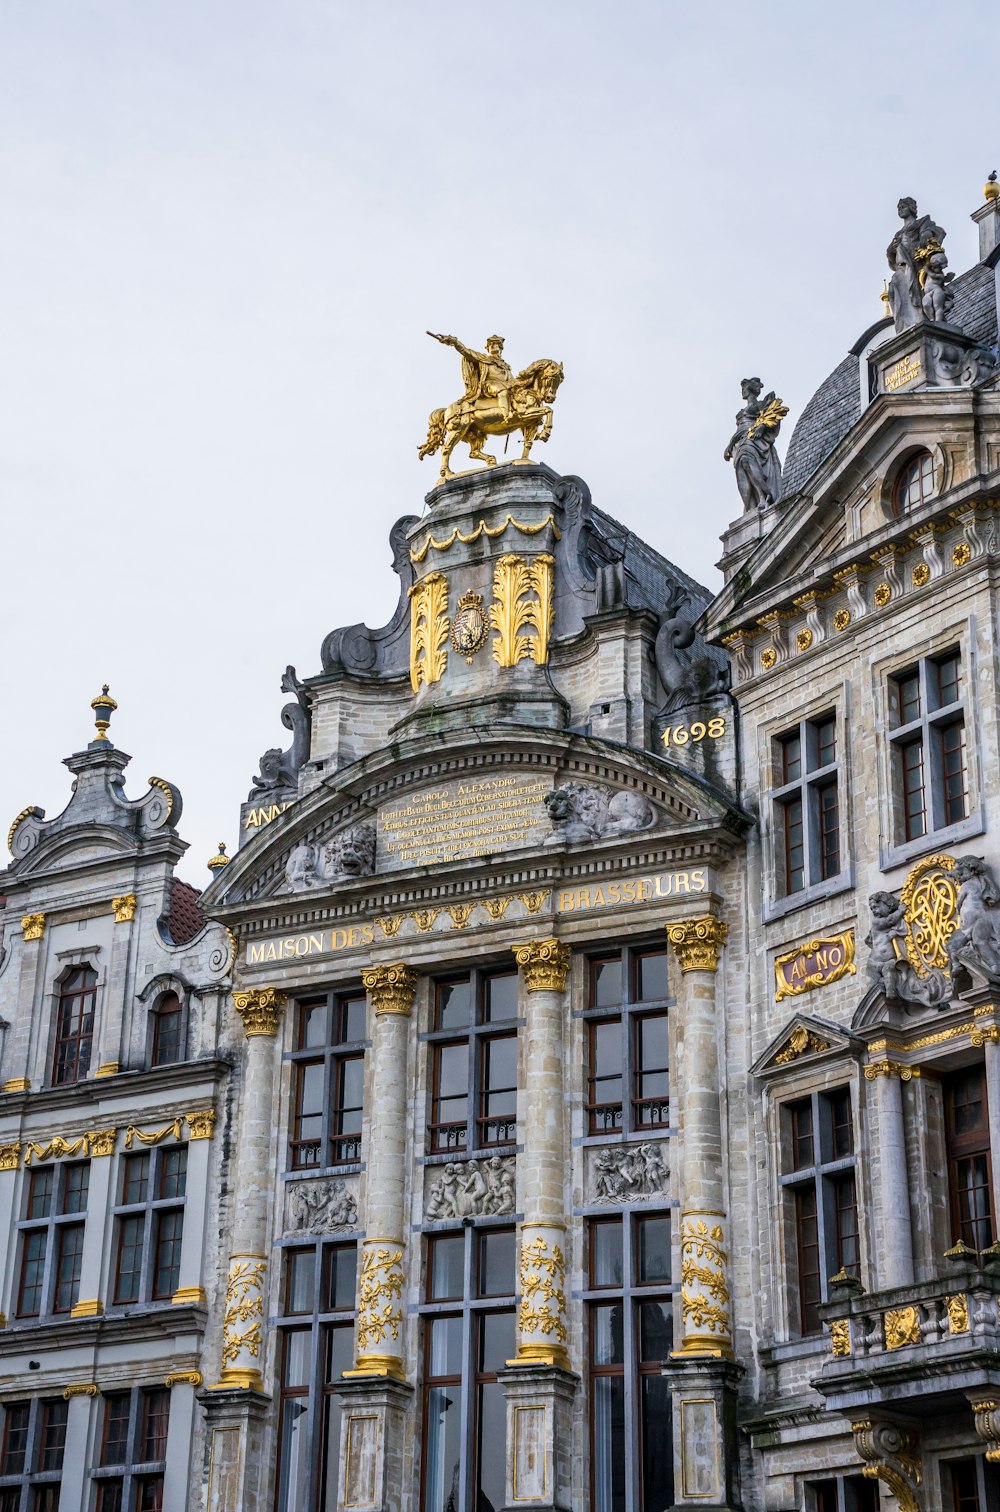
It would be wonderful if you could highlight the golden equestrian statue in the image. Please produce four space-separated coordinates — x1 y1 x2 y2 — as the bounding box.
418 332 564 482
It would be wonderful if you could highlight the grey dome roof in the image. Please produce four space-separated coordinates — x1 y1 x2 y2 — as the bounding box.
777 263 999 502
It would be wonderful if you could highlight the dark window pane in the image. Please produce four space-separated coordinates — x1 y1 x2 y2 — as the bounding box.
101 1394 131 1465
428 1315 463 1378
828 1089 853 1159
123 1154 150 1207
950 1459 982 1512
484 972 518 1022
62 1162 89 1215
27 1169 54 1220
151 993 183 1066
900 738 926 840
277 1395 311 1512
339 995 367 1043
591 1375 626 1512
96 1483 124 1512
115 1213 145 1304
636 950 668 1002
634 1014 669 1127
588 1018 623 1134
153 1208 184 1297
54 1223 85 1311
285 1248 317 1314
18 1229 47 1316
136 1477 164 1512
591 956 623 1009
641 1375 674 1512
159 1147 187 1200
141 1389 169 1461
636 1216 671 1283
813 716 836 770
299 1000 329 1050
590 1302 625 1366
1 1402 30 1474
833 1173 860 1277
423 1386 462 1512
818 782 839 880
478 1229 516 1298
436 979 472 1031
282 1329 312 1389
794 1184 821 1334
590 1220 624 1288
940 719 968 825
638 1300 673 1362
480 1036 517 1145
429 1234 465 1301
478 1310 515 1373
780 731 802 784
52 966 97 1085
896 669 921 726
935 652 962 709
324 1245 358 1312
477 1379 507 1511
324 1321 354 1383
783 796 804 894
789 1099 814 1170
38 1399 68 1470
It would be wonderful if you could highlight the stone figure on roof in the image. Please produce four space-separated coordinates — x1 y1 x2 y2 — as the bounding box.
885 196 948 332
723 377 788 512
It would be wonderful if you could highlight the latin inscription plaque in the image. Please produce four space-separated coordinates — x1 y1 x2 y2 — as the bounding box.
377 774 551 870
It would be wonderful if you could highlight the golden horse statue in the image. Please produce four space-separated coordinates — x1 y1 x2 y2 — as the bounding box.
418 331 564 482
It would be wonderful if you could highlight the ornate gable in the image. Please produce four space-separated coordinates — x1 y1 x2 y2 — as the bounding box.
752 1015 855 1078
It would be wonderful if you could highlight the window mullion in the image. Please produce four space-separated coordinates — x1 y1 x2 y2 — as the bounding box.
470 1025 483 1154
622 1007 634 1137
323 1046 335 1170
621 1219 640 1512
458 1228 475 1512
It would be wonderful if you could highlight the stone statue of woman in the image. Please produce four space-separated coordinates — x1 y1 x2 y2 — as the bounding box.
723 377 788 512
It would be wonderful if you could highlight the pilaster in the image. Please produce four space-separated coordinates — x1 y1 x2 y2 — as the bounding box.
73 1139 115 1316
333 1376 414 1512
200 1385 272 1512
93 894 137 1075
862 1060 915 1288
57 1392 95 1510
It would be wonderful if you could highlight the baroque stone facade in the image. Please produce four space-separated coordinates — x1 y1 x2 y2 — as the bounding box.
3 177 1000 1512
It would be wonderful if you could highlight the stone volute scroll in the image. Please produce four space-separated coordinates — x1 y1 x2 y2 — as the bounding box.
723 377 788 512
247 666 312 803
418 331 564 483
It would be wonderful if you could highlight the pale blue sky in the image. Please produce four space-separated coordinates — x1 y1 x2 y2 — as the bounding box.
1 0 996 878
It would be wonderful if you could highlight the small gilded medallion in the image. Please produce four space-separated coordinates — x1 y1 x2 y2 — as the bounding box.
451 591 489 662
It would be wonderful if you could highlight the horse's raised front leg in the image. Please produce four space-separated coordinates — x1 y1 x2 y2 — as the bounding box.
537 404 553 442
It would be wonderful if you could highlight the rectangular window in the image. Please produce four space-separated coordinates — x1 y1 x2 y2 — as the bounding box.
112 1145 187 1307
948 1459 983 1512
586 946 670 1137
772 712 842 897
274 1240 357 1512
15 1163 89 1319
809 1477 881 1512
781 1089 859 1335
587 1212 673 1512
289 990 367 1170
91 1389 169 1511
420 1226 517 1512
52 966 97 1086
890 648 969 843
944 1065 994 1251
0 1399 67 1507
428 971 519 1155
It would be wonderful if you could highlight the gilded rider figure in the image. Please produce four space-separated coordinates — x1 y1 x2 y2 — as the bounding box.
428 331 514 420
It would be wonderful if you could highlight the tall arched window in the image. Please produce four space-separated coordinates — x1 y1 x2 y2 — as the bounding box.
53 967 97 1085
151 992 183 1067
892 450 936 516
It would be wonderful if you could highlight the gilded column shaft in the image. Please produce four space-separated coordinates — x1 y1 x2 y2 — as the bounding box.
221 987 286 1388
348 964 417 1381
511 939 572 1369
666 917 734 1359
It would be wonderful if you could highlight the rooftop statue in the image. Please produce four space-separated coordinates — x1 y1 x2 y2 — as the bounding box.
418 331 564 483
885 196 951 331
724 377 788 512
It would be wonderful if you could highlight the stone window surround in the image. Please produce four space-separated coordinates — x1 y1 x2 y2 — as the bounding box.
873 618 984 872
418 1221 518 1512
757 688 855 924
108 1143 188 1309
137 973 195 1073
43 948 105 1091
770 710 843 903
89 1384 170 1509
583 1204 675 1512
759 1060 868 1348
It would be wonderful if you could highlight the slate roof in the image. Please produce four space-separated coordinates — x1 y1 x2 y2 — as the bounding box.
777 262 999 502
167 879 205 945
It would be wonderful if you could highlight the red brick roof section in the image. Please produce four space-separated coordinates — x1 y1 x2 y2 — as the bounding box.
168 880 205 945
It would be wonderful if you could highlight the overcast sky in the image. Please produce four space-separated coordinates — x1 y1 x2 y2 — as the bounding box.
1 0 996 885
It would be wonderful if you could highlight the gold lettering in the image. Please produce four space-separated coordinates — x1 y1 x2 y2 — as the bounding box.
654 875 673 897
248 944 264 964
560 891 575 911
690 868 707 891
593 887 606 907
579 888 591 909
674 874 690 894
621 880 637 903
639 881 653 900
607 882 621 904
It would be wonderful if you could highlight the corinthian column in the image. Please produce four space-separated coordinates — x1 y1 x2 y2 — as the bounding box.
347 963 417 1381
665 916 733 1359
220 986 287 1389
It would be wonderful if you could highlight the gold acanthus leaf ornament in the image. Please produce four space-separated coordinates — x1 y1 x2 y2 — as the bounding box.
409 572 450 692
489 554 555 668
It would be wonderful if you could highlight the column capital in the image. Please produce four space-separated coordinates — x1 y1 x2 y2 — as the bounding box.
666 915 728 973
21 913 45 942
513 938 571 992
362 963 418 1016
232 986 287 1037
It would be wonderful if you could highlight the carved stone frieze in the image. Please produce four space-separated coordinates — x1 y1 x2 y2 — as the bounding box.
590 1142 668 1204
543 780 654 844
425 1156 515 1220
286 1177 358 1234
284 822 377 892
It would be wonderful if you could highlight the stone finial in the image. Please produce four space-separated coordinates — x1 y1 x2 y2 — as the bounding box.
666 916 728 973
232 986 288 1037
90 683 117 744
21 913 45 942
513 938 572 992
111 894 137 923
362 963 417 1016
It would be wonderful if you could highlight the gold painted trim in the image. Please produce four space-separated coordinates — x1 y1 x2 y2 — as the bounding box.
679 1398 721 1500
667 916 728 973
70 1299 103 1319
409 571 450 692
165 1370 203 1387
343 1356 407 1381
172 1286 207 1306
410 512 562 563
0 1143 20 1171
63 1383 98 1399
2 1079 29 1094
21 913 45 941
513 938 571 992
111 894 137 924
512 1404 550 1501
218 1367 263 1389
774 932 856 1002
94 1063 120 1079
506 1344 571 1369
7 807 41 855
900 853 958 977
147 777 174 818
185 1109 216 1140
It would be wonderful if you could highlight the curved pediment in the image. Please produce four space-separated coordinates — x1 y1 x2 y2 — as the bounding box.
206 729 749 912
